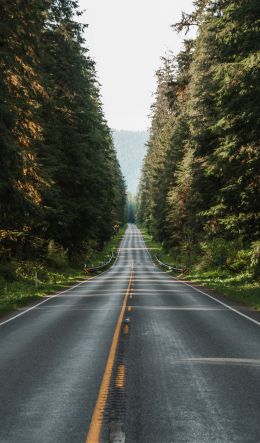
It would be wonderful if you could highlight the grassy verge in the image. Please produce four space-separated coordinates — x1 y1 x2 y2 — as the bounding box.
184 270 260 310
84 226 126 268
139 226 260 310
0 268 84 317
0 226 126 317
139 227 180 267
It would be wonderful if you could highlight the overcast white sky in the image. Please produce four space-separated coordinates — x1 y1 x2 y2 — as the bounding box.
78 0 195 131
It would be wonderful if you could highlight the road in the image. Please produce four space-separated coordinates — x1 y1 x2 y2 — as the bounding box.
0 224 260 442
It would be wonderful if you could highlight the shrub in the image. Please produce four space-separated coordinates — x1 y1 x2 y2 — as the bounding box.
227 248 251 273
198 238 230 269
15 262 49 282
196 237 249 271
0 262 16 281
250 241 260 278
46 241 68 268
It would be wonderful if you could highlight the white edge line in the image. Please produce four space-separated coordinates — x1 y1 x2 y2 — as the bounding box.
0 229 127 328
0 279 89 327
138 226 260 328
180 280 260 327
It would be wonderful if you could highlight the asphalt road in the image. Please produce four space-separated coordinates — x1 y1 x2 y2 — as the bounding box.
1 225 260 442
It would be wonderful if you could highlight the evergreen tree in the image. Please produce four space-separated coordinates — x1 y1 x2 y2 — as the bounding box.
0 0 50 255
0 0 126 261
186 0 260 241
138 0 259 271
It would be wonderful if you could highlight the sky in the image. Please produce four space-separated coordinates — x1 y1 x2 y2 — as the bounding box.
78 0 195 131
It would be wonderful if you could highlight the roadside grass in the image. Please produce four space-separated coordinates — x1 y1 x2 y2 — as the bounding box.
0 268 84 316
185 270 260 310
85 226 126 268
0 226 126 317
139 227 180 267
139 226 260 310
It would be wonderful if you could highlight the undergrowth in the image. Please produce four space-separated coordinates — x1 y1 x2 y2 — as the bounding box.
0 226 126 316
139 226 260 310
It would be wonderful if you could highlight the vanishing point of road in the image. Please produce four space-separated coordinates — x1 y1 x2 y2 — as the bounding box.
1 225 260 442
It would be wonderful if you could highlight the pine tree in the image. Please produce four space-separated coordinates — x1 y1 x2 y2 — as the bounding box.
0 0 126 260
0 0 50 255
186 0 260 241
138 0 259 270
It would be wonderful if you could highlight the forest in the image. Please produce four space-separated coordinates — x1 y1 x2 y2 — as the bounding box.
0 0 259 313
0 0 127 312
0 0 126 302
137 0 260 280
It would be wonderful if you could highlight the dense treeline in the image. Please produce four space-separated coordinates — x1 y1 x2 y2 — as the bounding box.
127 193 136 224
137 0 260 276
0 0 126 264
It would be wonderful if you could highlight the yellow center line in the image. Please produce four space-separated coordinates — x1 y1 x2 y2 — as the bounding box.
123 324 129 335
115 364 125 389
86 262 134 443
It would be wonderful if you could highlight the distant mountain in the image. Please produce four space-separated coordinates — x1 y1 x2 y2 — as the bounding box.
112 129 148 195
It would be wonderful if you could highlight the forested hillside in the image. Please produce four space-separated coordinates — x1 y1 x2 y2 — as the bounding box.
0 0 126 266
137 0 260 277
112 130 148 195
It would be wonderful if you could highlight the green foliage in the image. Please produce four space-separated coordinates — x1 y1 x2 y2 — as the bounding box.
198 238 243 270
137 1 259 283
0 0 126 264
186 270 260 310
85 225 126 268
0 225 126 315
0 262 16 282
15 262 49 282
141 225 260 309
46 241 68 269
0 264 84 315
250 241 260 278
127 193 136 223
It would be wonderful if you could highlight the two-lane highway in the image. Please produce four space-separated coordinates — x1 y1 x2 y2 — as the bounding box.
1 225 260 442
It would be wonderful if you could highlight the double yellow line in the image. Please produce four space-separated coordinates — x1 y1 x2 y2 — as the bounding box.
86 263 134 442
